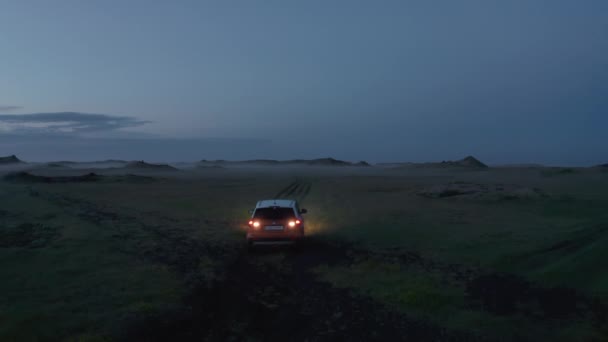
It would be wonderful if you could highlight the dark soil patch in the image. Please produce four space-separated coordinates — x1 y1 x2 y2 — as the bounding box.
0 223 59 248
122 238 479 342
0 209 19 219
418 183 547 200
466 273 605 321
529 225 608 256
36 191 220 278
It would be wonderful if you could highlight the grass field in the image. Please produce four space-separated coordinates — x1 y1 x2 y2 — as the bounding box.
1 164 607 341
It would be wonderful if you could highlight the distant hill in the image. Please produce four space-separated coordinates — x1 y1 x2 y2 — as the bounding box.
493 163 546 168
55 160 128 165
46 162 70 168
384 156 489 169
0 155 24 164
198 157 370 167
124 161 178 171
4 171 158 183
441 156 488 168
288 158 353 166
4 172 100 183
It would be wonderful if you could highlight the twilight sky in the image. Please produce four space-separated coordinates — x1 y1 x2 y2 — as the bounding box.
1 0 607 165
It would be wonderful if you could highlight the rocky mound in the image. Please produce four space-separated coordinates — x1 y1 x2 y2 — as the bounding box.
0 155 23 164
441 156 488 168
125 161 178 171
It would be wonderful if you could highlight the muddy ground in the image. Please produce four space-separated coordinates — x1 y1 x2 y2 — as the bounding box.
121 240 480 342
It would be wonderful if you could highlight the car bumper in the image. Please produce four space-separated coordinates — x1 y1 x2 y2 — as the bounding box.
247 227 304 242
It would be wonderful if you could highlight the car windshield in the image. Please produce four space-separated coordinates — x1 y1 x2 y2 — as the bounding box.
253 207 295 220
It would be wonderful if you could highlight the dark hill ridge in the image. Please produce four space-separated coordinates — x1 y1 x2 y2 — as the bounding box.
53 160 128 165
125 161 178 171
441 156 488 168
288 158 352 166
0 155 24 164
46 162 70 168
199 157 370 167
4 172 158 183
4 172 100 183
385 156 489 169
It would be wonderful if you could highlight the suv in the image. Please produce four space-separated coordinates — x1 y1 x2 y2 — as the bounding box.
247 199 307 247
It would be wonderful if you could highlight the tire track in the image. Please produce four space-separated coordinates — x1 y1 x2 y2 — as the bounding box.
275 180 298 198
275 179 312 202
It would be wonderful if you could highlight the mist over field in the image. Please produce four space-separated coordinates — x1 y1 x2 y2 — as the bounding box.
1 129 606 167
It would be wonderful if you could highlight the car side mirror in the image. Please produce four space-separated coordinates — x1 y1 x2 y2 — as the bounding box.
248 209 254 214
300 208 308 214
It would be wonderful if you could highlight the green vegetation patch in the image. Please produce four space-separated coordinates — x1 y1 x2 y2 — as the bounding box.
314 257 603 341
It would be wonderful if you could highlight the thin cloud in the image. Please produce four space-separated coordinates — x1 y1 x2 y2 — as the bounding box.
0 112 151 134
0 106 22 112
